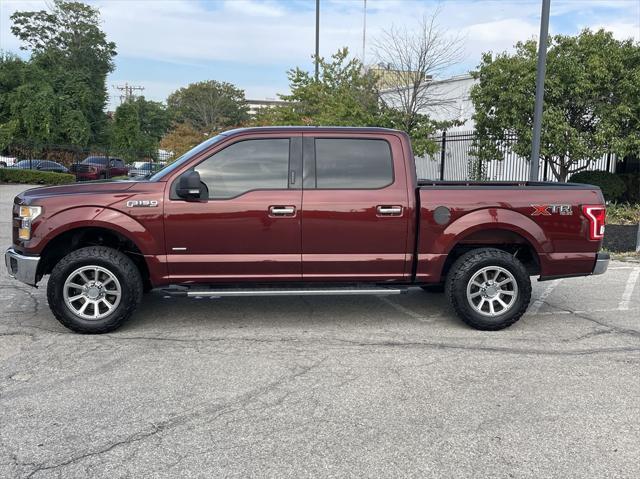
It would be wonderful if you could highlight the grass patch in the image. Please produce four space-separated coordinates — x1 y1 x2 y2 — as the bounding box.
607 203 640 225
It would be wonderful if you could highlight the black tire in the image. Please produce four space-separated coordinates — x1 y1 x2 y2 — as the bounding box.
445 248 531 331
420 284 445 293
46 246 143 334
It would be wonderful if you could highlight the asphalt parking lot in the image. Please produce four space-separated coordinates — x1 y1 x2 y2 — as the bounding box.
0 184 639 478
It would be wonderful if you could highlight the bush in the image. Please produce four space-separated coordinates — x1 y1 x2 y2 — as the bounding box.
569 170 626 202
607 203 640 225
617 173 640 203
0 168 75 185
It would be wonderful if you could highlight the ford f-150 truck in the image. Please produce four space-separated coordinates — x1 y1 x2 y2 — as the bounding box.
5 127 609 333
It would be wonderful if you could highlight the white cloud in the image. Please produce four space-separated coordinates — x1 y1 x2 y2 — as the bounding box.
2 0 638 104
224 0 286 17
594 22 640 41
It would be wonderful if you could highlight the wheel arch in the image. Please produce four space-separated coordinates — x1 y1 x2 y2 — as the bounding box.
37 225 151 291
438 208 547 280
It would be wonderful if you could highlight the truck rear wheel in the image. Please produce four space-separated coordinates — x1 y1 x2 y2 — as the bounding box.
445 248 531 331
46 246 143 334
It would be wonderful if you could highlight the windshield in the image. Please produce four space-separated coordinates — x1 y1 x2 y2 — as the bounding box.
148 134 227 181
82 156 107 165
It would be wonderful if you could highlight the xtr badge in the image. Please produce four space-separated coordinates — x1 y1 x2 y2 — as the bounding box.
530 204 572 216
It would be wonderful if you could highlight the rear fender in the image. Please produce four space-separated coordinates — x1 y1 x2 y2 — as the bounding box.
443 208 549 255
416 208 548 282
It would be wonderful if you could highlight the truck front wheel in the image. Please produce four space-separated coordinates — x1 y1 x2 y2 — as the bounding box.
445 248 531 331
46 246 143 334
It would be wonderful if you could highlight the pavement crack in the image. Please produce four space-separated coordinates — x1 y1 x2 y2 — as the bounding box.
541 300 640 338
25 424 162 478
20 356 328 477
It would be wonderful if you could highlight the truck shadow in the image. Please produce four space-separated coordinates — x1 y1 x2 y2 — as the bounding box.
126 288 458 332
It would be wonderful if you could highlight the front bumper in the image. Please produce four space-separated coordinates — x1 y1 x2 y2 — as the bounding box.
5 248 40 286
592 252 610 275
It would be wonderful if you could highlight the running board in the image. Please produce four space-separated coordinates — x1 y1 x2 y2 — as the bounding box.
161 286 408 298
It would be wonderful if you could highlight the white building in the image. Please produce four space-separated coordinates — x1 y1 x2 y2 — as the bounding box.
246 98 288 117
380 73 478 132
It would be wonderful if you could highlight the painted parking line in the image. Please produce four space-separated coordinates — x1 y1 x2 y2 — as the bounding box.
619 268 640 311
377 296 435 323
534 307 640 316
529 279 561 314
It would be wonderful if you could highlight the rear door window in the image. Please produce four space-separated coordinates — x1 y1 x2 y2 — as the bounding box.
314 138 393 189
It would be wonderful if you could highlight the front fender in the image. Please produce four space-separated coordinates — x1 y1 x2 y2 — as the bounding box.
30 206 160 255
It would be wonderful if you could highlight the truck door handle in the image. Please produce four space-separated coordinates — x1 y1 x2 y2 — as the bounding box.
269 205 296 216
377 205 403 216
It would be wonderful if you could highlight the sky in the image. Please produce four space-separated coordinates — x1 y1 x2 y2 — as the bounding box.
1 0 639 110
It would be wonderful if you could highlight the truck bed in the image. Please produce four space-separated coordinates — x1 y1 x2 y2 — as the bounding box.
415 181 605 282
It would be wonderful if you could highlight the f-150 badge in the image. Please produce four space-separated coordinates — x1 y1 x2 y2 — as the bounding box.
127 200 159 208
531 204 572 216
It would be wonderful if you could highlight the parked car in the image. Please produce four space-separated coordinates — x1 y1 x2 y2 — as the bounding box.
12 160 69 174
69 156 128 181
0 155 17 168
5 126 608 334
128 162 165 178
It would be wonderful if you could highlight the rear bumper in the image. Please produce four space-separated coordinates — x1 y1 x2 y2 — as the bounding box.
592 252 610 275
5 248 40 286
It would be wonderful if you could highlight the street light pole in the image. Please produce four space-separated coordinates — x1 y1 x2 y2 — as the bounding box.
315 0 320 81
529 0 551 182
362 0 367 66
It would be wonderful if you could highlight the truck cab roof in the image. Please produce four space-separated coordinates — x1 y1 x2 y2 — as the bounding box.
221 126 405 136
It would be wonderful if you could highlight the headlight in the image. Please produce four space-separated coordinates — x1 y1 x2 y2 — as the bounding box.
18 205 42 240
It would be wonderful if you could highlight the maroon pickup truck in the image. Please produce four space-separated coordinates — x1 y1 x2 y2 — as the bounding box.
5 127 608 333
69 156 129 181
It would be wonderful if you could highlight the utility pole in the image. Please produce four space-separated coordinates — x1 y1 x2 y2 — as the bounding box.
362 0 367 66
529 0 551 181
315 0 320 81
113 82 145 104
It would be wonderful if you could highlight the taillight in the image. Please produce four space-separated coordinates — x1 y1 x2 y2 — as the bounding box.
582 205 606 240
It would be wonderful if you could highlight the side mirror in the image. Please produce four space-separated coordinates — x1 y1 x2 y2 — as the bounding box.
176 170 204 200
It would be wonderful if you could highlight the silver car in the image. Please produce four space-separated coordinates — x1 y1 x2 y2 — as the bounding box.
127 162 165 178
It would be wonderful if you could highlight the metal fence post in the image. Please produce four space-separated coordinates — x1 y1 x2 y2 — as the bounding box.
439 130 447 181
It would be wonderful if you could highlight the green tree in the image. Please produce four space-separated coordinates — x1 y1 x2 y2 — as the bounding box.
255 48 441 156
471 29 639 181
111 97 171 160
3 0 116 148
257 48 379 127
167 80 249 134
160 122 206 160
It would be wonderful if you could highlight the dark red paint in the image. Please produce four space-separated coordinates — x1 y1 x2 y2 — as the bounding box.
11 127 605 288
